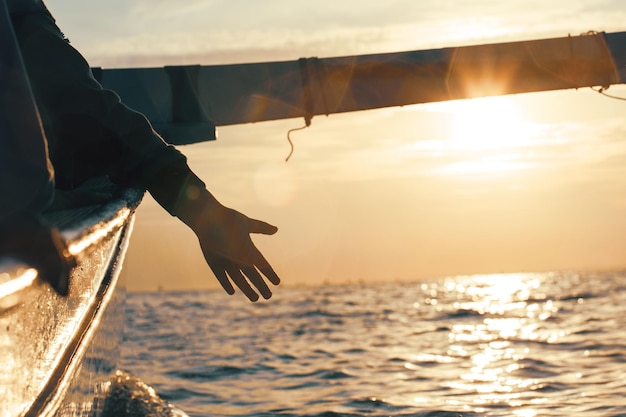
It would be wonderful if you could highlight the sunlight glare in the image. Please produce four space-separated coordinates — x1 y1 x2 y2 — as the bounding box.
426 97 539 175
445 273 554 410
449 97 528 149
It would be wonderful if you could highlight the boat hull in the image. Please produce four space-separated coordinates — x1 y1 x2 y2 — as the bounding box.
0 186 143 417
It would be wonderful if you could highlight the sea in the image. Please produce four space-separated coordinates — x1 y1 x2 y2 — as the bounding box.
111 271 626 417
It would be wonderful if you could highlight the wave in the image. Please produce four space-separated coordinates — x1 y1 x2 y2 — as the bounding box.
120 272 626 417
100 371 189 417
166 365 249 382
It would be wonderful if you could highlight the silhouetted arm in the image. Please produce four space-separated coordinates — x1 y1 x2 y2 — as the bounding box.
12 5 281 300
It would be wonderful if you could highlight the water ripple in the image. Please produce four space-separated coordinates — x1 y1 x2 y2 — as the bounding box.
119 271 626 417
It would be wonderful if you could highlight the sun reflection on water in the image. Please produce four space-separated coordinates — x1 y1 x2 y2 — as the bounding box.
438 273 562 413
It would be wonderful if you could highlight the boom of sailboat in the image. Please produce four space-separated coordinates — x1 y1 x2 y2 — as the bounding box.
94 31 626 145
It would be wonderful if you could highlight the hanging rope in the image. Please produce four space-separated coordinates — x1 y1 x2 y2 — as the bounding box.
285 124 309 162
299 57 315 127
284 58 316 162
283 57 333 161
591 86 626 101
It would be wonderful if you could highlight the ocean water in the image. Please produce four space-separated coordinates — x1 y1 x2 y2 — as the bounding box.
116 271 626 417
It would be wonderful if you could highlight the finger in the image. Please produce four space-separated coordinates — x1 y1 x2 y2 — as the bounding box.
242 266 272 300
247 218 278 235
253 252 281 286
207 260 235 295
227 268 260 302
259 264 280 286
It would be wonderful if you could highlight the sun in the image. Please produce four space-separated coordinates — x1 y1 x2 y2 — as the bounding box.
428 96 538 175
448 96 531 151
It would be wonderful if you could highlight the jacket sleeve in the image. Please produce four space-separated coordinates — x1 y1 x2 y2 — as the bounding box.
12 6 203 216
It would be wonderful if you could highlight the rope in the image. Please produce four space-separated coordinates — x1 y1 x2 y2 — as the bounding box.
298 57 314 127
591 86 626 101
285 124 308 162
285 57 329 162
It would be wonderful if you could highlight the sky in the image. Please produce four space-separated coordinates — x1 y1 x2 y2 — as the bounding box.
45 0 626 292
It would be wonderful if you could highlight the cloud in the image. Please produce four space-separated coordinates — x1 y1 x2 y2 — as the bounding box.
47 0 626 76
46 1 614 60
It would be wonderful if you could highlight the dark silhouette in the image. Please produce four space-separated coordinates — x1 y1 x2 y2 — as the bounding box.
0 0 280 301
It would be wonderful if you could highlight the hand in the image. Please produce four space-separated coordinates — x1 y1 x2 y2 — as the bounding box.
182 197 280 301
0 213 75 295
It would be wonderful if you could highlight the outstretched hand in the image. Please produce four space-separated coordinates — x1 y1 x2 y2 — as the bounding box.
178 192 280 301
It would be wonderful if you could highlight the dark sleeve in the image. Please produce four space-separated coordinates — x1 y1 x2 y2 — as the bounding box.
12 7 203 215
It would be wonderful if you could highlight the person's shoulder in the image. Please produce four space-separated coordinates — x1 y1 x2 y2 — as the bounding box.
6 0 48 16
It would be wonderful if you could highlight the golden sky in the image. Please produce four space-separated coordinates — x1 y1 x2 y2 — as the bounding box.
46 0 626 292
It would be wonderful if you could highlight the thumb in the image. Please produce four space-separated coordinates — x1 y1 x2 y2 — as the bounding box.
247 218 278 235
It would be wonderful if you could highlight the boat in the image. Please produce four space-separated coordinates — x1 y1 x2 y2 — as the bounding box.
2 4 625 413
0 2 144 415
0 184 143 417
